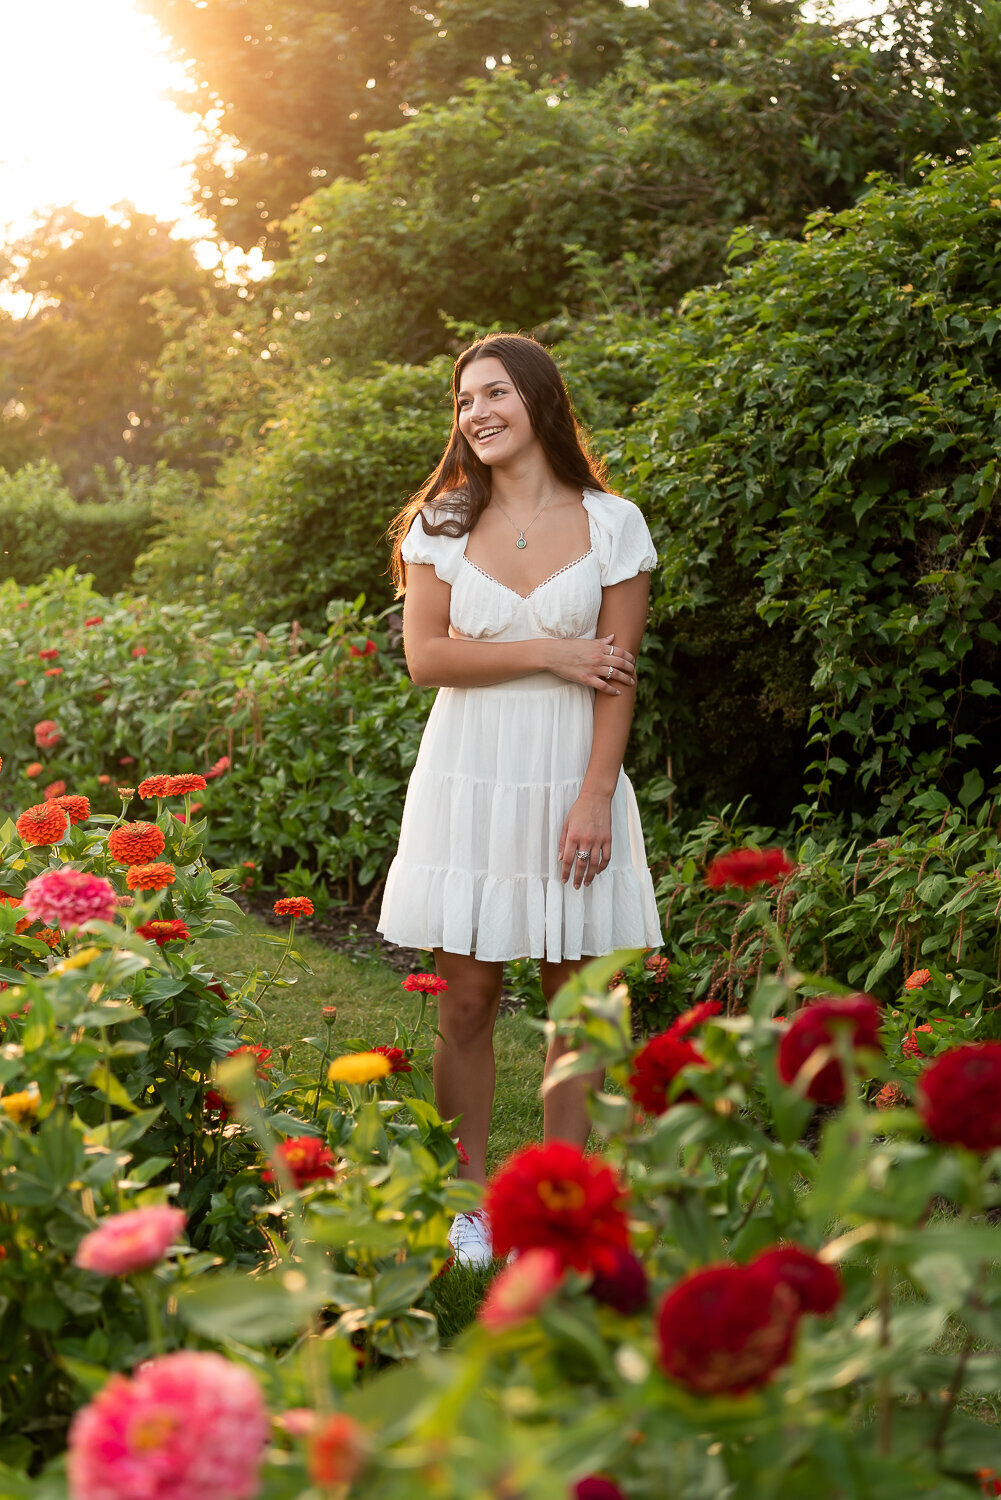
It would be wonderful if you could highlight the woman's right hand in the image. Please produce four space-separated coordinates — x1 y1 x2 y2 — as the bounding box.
543 635 636 694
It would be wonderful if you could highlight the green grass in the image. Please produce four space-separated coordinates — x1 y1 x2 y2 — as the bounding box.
196 914 544 1172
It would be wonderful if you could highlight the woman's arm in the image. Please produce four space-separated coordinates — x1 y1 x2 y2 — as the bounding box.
402 563 636 694
557 571 651 887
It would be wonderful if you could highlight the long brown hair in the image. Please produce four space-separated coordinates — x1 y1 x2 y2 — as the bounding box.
387 333 609 594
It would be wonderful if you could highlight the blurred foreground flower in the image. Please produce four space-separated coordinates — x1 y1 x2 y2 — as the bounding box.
705 846 794 891
1 1084 40 1123
74 1206 187 1276
67 1349 268 1500
22 869 117 929
479 1246 563 1332
918 1042 1001 1152
308 1412 369 1491
263 1135 338 1188
777 994 883 1104
328 1052 392 1085
485 1142 629 1272
657 1261 798 1396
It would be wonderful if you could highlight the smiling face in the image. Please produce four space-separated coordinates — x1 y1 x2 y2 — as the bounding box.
455 356 538 468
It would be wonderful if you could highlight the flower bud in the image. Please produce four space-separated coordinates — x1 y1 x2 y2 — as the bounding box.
321 1005 337 1026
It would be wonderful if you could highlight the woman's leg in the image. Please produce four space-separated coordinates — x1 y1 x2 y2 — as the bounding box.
433 949 505 1185
539 957 604 1149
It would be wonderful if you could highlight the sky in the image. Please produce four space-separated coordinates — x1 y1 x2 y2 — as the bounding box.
0 0 882 265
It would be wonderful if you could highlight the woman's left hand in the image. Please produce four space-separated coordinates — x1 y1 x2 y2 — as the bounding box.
558 793 612 888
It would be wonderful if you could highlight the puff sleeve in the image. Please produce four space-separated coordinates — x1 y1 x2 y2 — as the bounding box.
400 508 466 585
584 491 657 587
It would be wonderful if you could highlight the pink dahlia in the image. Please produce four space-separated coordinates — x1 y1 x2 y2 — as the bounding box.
22 869 117 930
67 1349 268 1500
74 1206 187 1276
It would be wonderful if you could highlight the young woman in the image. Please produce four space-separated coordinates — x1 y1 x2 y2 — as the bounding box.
379 333 662 1264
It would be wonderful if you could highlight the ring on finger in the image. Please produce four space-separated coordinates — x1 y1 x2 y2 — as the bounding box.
605 665 613 680
575 850 589 862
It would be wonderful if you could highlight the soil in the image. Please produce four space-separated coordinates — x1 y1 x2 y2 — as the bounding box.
240 893 426 975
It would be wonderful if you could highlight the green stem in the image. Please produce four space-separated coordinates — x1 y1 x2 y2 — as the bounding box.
137 1273 167 1355
251 918 296 1011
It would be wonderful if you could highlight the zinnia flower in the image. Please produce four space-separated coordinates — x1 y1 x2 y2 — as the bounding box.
107 821 166 865
656 1261 800 1396
22 869 117 929
44 780 67 798
644 953 670 982
25 762 42 778
777 994 883 1104
328 1052 392 1085
166 773 207 795
904 968 932 990
33 719 61 749
1 1084 40 1123
67 1350 268 1500
97 773 111 784
587 1244 650 1315
308 1413 368 1491
16 801 68 847
575 1481 627 1500
0 892 30 935
263 1135 338 1188
125 862 176 892
349 639 377 658
84 616 103 626
38 648 59 661
627 1031 709 1114
874 1082 908 1110
205 755 231 779
137 774 173 799
902 1022 934 1060
751 1243 842 1316
273 895 314 917
917 1043 1001 1152
485 1141 630 1272
372 1045 412 1073
44 666 63 677
226 1043 273 1077
135 919 191 947
74 1205 187 1276
705 847 794 891
402 972 448 996
131 645 148 658
48 793 90 825
479 1246 564 1332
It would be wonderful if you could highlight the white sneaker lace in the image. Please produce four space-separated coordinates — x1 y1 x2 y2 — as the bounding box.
449 1212 492 1265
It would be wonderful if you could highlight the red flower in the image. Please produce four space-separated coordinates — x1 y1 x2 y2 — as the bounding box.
37 648 59 661
455 1137 469 1165
656 1261 800 1396
273 896 314 918
372 1045 412 1073
751 1244 842 1316
484 1142 630 1272
308 1414 368 1490
131 645 147 658
402 972 448 996
706 846 794 891
777 995 883 1104
628 1031 708 1114
227 1043 273 1077
136 919 191 947
575 1481 627 1500
125 862 176 892
119 755 135 765
349 639 377 658
204 755 231 779
904 968 932 991
917 1043 1001 1152
165 773 207 795
16 802 68 847
264 1135 338 1189
587 1244 650 1315
670 999 723 1039
44 666 63 677
978 1470 1001 1497
874 1082 908 1111
84 616 103 627
46 794 90 826
97 774 111 784
203 1088 230 1120
33 719 61 749
44 780 67 799
902 1022 934 1060
107 821 166 865
644 953 670 983
137 774 172 798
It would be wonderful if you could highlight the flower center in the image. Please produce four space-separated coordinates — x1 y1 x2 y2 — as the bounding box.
537 1179 585 1212
131 1410 178 1452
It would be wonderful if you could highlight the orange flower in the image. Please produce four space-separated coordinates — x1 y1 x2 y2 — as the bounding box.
904 968 932 991
44 780 67 799
34 927 61 948
107 822 166 866
44 666 63 677
84 616 103 627
37 648 59 661
0 893 30 936
273 896 314 918
308 1414 368 1490
33 719 61 749
874 1082 907 1111
25 762 42 778
48 794 90 825
138 774 173 799
125 862 176 892
166 773 207 795
16 802 68 847
97 774 111 784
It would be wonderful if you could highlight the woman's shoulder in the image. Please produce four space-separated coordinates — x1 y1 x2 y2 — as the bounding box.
583 488 657 584
582 488 650 527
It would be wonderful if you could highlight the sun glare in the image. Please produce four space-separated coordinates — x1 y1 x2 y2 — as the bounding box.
0 0 207 242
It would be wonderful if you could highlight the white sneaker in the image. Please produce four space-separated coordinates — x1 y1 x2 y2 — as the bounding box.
448 1211 493 1268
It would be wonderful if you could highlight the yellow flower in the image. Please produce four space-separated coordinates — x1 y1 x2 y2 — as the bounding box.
52 946 102 975
1 1083 40 1123
328 1052 392 1085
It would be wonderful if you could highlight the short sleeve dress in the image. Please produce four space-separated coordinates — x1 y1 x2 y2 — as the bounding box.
377 488 664 963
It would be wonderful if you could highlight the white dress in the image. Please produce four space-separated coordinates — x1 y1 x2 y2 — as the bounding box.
377 488 664 963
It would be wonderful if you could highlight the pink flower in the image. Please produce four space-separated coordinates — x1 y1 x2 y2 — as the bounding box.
74 1206 186 1276
205 755 231 780
478 1246 564 1331
67 1350 268 1500
22 869 117 930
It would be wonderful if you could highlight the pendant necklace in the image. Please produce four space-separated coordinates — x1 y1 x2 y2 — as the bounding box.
491 484 556 548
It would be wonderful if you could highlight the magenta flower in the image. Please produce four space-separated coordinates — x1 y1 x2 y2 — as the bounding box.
478 1246 564 1332
74 1206 187 1276
22 868 117 930
67 1350 268 1500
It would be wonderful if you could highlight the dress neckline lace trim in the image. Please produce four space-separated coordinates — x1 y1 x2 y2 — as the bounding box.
461 548 594 601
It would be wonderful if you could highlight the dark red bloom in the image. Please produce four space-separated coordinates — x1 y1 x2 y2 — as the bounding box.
705 847 794 891
656 1262 800 1396
348 639 377 658
587 1244 650 1315
84 616 103 627
484 1142 630 1273
263 1135 338 1188
627 1031 708 1114
372 1045 412 1074
402 972 448 996
227 1043 273 1077
917 1043 1001 1153
136 919 192 947
777 995 883 1104
669 999 723 1040
204 1088 230 1120
575 1480 626 1500
454 1138 469 1165
752 1244 842 1316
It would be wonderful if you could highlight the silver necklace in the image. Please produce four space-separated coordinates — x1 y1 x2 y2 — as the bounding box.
491 484 556 548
